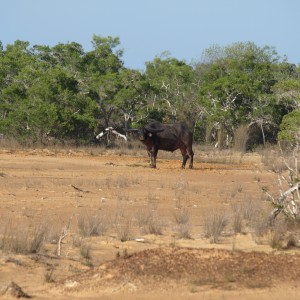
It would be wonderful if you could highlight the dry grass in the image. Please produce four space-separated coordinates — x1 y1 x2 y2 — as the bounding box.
230 197 263 234
203 209 229 243
137 208 164 235
173 207 192 239
77 212 108 237
0 222 47 254
113 210 134 242
80 242 92 261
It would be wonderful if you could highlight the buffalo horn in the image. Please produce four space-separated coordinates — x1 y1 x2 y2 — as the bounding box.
144 126 165 133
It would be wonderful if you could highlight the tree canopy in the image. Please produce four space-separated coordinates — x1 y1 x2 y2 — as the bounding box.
0 36 299 148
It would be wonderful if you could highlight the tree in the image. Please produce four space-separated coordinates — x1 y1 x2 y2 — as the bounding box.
114 69 149 130
145 54 200 125
0 40 38 138
83 35 125 129
196 42 281 148
273 79 300 111
278 110 300 145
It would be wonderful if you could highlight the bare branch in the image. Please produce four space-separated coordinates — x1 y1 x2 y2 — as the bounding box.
57 216 73 256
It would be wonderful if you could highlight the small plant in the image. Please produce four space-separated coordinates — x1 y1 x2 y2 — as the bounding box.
232 209 243 234
174 207 190 225
252 213 270 238
174 207 191 239
115 219 132 242
203 209 228 243
80 243 93 266
123 248 129 258
113 210 133 242
44 266 55 283
77 212 108 237
72 235 82 248
176 223 192 239
268 219 287 249
137 208 163 235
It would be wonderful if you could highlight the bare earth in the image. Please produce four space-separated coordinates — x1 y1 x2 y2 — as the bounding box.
1 148 300 299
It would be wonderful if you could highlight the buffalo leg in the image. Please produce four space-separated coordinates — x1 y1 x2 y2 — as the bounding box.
180 148 189 169
151 148 158 168
148 148 158 168
188 147 194 169
150 151 155 168
147 149 152 166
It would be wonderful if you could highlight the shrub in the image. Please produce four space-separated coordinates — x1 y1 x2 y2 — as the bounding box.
137 208 163 235
77 212 108 237
203 209 228 243
174 207 191 239
0 223 47 254
113 210 133 242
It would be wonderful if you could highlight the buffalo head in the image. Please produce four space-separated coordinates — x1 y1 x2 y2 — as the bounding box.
137 125 164 141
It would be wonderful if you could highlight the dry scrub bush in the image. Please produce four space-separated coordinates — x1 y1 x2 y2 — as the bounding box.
230 197 262 234
137 208 163 235
0 222 47 254
80 242 92 261
44 266 55 283
268 219 287 249
173 207 191 239
113 210 133 241
203 209 228 243
230 196 272 241
259 145 287 172
77 212 108 237
115 220 133 242
231 206 243 234
265 218 300 249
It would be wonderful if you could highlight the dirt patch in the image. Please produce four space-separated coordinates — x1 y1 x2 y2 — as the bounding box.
0 149 300 299
60 246 300 292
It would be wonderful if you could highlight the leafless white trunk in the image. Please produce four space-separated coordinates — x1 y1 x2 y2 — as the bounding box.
57 217 72 256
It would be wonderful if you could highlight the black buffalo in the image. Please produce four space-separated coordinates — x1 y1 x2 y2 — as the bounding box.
128 120 194 169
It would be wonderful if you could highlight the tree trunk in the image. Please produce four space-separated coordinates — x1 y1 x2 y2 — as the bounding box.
217 126 226 150
260 123 266 145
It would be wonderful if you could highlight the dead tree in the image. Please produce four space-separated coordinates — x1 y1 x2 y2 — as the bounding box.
57 216 72 256
265 143 300 222
95 127 127 146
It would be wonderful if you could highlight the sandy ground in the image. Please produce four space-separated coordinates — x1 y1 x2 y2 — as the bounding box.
0 148 300 299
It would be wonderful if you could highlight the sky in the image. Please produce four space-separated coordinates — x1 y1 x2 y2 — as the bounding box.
1 0 299 70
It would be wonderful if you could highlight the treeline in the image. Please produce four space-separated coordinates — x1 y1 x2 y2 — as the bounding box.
0 35 300 148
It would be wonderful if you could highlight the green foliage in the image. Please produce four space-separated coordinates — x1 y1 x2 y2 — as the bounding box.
0 38 299 148
196 42 285 146
278 110 300 144
145 54 199 123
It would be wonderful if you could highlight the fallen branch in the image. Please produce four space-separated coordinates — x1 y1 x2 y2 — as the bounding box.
71 185 90 193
